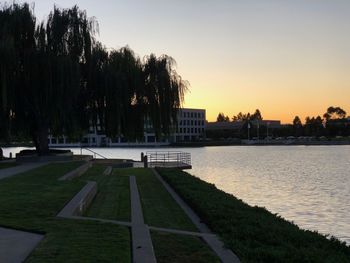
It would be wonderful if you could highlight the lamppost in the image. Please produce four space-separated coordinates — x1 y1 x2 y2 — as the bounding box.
267 122 270 140
257 120 259 141
247 122 250 140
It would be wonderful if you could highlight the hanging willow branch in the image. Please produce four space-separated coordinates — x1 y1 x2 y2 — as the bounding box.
0 3 189 153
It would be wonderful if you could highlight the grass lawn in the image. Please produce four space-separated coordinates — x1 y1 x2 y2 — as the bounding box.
157 168 350 263
0 162 131 262
0 161 17 169
151 231 220 263
82 165 130 221
115 168 197 231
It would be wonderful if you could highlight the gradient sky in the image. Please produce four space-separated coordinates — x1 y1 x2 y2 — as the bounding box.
18 0 350 123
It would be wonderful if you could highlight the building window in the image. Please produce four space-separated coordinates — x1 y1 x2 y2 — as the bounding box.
148 136 155 142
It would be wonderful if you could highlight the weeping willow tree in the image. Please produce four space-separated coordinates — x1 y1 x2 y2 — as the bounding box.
0 3 36 143
0 4 96 154
0 3 188 155
87 48 188 141
144 54 188 138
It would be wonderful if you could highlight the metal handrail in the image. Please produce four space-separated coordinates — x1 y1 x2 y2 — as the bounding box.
146 151 191 168
80 147 108 159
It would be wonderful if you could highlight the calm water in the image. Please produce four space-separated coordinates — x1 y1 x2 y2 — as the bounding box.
3 146 350 244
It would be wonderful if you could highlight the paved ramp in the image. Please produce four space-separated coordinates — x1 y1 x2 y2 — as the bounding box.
0 163 47 180
0 227 43 263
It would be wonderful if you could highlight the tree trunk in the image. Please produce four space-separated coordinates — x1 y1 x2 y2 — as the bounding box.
33 125 49 156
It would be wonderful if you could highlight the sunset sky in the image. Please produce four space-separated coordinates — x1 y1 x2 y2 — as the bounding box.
23 0 350 123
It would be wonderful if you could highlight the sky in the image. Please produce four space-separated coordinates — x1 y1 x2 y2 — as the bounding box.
15 0 350 123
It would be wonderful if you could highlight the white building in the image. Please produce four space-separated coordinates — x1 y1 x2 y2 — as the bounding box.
174 108 206 142
48 108 206 147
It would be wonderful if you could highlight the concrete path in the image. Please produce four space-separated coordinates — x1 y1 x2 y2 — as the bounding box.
103 166 112 175
58 162 92 181
148 226 216 238
129 176 156 263
57 181 97 218
152 169 240 263
0 162 47 180
0 227 43 263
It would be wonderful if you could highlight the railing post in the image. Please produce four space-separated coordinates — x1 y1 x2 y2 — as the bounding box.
144 155 148 168
141 152 144 162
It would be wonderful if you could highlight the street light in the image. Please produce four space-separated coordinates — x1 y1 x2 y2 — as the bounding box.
247 122 250 140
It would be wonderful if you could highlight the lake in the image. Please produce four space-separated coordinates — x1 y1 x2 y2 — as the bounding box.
2 145 350 244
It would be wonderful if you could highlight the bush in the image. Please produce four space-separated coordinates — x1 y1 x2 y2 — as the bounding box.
157 168 350 263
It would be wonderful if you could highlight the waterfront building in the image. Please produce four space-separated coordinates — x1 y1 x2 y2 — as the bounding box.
206 119 281 139
48 108 206 147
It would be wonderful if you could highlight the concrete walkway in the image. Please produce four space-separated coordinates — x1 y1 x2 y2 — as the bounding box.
0 227 43 263
152 169 240 263
53 165 238 262
129 176 156 263
0 162 47 180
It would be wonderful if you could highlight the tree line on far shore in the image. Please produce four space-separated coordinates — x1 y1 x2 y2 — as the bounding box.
0 3 188 155
212 106 350 139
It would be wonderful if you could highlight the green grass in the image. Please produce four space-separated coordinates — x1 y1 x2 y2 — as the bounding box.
82 165 131 221
0 162 131 262
115 168 197 231
0 161 17 169
151 231 220 263
157 168 350 263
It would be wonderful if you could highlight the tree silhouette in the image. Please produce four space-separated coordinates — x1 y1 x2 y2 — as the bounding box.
0 4 188 155
251 109 263 120
293 116 302 127
323 106 347 120
217 113 229 122
232 112 250 121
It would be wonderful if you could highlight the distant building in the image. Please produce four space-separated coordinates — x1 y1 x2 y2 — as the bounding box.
250 120 281 129
207 120 281 130
206 119 281 139
48 108 206 147
175 108 206 142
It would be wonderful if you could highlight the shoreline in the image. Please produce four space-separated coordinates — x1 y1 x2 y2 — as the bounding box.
2 140 350 149
1 158 349 262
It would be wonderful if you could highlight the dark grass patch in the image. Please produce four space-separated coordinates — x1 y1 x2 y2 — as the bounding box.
0 162 131 262
82 165 131 221
151 231 220 263
26 219 130 263
157 168 350 263
0 162 17 169
115 168 197 231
